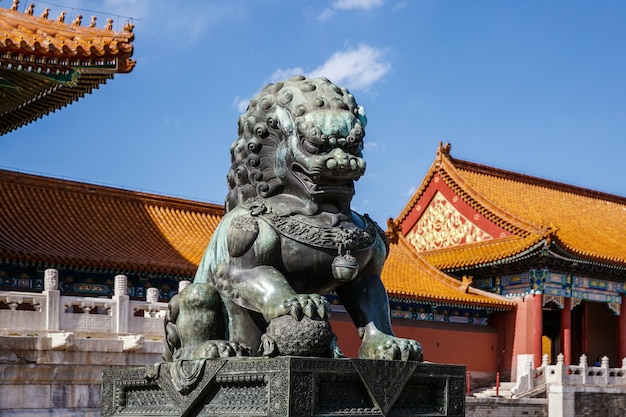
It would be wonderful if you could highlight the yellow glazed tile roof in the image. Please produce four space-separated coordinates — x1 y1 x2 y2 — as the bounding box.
397 143 626 269
0 168 513 308
454 159 626 265
381 234 515 308
0 169 222 277
0 4 135 135
421 234 546 270
0 4 134 64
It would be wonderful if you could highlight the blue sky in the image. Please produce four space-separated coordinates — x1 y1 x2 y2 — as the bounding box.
2 0 625 227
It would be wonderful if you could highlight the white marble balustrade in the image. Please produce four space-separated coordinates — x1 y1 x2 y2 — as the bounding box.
0 270 182 339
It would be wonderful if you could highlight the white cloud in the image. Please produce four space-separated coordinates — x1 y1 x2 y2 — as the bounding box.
333 0 384 10
233 96 250 113
318 8 335 21
234 46 389 112
307 44 390 91
318 0 383 20
364 142 380 151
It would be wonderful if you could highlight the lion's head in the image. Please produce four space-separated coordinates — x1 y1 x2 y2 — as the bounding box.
225 76 368 213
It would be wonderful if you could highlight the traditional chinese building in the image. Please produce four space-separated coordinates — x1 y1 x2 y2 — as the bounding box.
0 1 135 135
0 168 222 298
393 142 626 376
0 167 516 378
0 0 537 402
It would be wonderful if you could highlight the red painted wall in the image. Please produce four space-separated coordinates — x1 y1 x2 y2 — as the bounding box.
490 309 517 380
330 311 514 377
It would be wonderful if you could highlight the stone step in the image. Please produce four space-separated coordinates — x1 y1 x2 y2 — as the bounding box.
471 382 517 398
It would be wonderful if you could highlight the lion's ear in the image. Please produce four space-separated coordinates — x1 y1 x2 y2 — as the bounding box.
357 105 367 128
226 215 259 257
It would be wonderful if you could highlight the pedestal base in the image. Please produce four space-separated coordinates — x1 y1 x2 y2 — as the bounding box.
102 357 465 416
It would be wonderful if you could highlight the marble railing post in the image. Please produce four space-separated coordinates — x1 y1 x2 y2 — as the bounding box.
579 354 588 384
43 268 60 330
178 280 191 293
554 353 565 384
113 275 129 334
601 355 610 385
146 287 159 304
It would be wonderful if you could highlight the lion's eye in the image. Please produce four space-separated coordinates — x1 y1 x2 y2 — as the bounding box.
302 140 320 154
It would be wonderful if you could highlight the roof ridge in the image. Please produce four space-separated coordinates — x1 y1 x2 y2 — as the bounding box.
450 156 626 205
418 234 530 257
422 233 548 271
390 235 516 306
2 2 135 37
547 230 626 268
395 142 542 236
439 148 542 236
0 168 224 214
464 280 514 303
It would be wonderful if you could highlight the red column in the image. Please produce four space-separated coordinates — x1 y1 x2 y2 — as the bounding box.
581 302 589 357
619 296 626 363
533 293 543 368
561 298 572 365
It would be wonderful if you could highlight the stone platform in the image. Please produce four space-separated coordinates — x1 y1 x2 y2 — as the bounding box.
102 357 465 417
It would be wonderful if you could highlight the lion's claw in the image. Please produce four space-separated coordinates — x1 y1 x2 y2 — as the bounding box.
264 293 330 321
180 340 251 360
358 324 423 362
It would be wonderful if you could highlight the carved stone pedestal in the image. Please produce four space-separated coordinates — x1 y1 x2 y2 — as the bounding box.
102 357 465 417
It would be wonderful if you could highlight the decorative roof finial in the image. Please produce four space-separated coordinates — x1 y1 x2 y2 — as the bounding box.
459 276 473 293
57 11 66 23
11 0 19 12
40 7 49 19
72 14 82 26
437 142 452 157
385 218 401 244
105 18 113 30
26 3 34 15
123 21 134 33
89 16 97 28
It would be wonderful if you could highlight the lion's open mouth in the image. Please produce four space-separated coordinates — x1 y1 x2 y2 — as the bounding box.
291 163 355 196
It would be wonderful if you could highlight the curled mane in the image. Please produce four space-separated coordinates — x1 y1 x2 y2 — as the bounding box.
225 75 365 212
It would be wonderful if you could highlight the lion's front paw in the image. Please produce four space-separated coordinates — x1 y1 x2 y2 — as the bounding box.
358 324 423 362
182 340 251 360
263 293 330 321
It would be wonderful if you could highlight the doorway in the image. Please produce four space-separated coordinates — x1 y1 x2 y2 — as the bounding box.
542 305 561 364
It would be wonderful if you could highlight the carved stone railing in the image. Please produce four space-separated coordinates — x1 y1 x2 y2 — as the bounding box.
0 269 185 339
512 353 626 398
512 353 626 417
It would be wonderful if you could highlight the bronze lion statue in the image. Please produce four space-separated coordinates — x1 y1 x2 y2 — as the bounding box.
163 75 422 362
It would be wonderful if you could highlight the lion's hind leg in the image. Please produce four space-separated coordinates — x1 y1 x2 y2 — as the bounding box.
164 282 252 360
